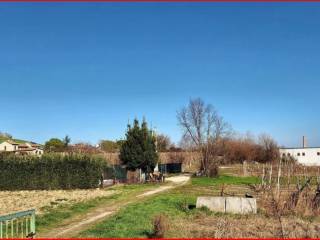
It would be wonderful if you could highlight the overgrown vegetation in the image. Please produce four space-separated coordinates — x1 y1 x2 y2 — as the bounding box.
0 153 107 190
80 172 320 238
44 138 66 152
100 139 124 153
151 214 168 238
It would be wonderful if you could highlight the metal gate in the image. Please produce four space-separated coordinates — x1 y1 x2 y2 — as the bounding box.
0 209 35 239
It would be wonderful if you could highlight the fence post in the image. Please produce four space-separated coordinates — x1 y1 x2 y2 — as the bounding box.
30 211 36 236
0 209 35 239
277 158 282 197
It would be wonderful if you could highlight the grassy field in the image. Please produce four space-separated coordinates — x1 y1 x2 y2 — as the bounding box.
35 183 161 234
79 192 197 238
80 174 320 238
191 175 260 186
79 175 259 238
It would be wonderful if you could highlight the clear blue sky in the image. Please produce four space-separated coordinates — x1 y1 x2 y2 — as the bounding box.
1 2 320 147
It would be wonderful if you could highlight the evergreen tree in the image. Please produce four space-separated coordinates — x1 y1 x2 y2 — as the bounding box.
120 118 158 173
63 135 71 147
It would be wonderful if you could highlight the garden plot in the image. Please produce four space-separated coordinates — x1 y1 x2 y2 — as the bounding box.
0 188 117 215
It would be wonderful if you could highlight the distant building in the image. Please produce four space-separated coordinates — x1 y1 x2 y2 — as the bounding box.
0 140 43 156
0 140 19 152
279 136 320 166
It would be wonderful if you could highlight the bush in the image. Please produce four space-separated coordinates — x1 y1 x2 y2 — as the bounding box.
208 163 219 178
0 153 108 190
151 214 168 238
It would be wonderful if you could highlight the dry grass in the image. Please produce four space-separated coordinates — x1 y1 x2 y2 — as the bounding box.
168 212 320 238
220 163 320 179
151 214 169 238
0 188 117 216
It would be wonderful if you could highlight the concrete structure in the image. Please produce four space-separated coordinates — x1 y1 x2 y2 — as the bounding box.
196 196 257 214
196 196 226 212
279 136 320 166
225 197 257 214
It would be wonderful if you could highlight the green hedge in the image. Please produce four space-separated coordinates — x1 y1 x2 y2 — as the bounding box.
0 153 108 190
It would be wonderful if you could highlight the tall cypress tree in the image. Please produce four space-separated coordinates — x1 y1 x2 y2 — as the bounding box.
120 118 158 173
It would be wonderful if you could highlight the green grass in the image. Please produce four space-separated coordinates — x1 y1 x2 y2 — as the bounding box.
191 175 260 186
37 193 121 232
79 193 201 238
79 174 260 238
81 186 318 238
79 174 320 238
0 136 28 144
37 183 159 234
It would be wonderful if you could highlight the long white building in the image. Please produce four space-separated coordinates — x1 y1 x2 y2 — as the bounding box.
279 136 320 166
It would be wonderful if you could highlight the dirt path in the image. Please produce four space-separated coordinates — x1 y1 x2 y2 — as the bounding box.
39 174 190 238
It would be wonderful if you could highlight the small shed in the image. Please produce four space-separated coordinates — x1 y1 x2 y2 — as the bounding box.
159 162 182 174
158 152 184 174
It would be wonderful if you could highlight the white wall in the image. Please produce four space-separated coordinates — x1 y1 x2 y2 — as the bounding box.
32 148 44 156
0 142 17 152
279 148 320 166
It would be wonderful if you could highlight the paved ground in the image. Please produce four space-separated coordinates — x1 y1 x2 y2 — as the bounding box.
39 174 190 238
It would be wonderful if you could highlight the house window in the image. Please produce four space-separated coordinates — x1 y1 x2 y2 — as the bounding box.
282 153 286 157
287 153 291 156
297 153 301 156
317 152 320 156
4 146 6 151
302 152 305 156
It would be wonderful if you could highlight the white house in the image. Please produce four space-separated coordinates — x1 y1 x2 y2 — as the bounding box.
0 140 43 156
0 140 19 152
279 136 320 166
25 142 44 155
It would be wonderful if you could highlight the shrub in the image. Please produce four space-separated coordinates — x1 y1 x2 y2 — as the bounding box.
0 153 108 190
208 163 219 178
151 214 168 238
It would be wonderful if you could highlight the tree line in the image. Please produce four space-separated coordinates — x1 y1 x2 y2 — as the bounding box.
177 98 280 176
42 97 280 177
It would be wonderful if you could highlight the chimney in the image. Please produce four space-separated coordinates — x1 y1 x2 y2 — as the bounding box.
303 136 307 148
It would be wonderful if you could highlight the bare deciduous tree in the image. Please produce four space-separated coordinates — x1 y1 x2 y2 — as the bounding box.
156 134 172 152
177 98 232 175
258 134 280 163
